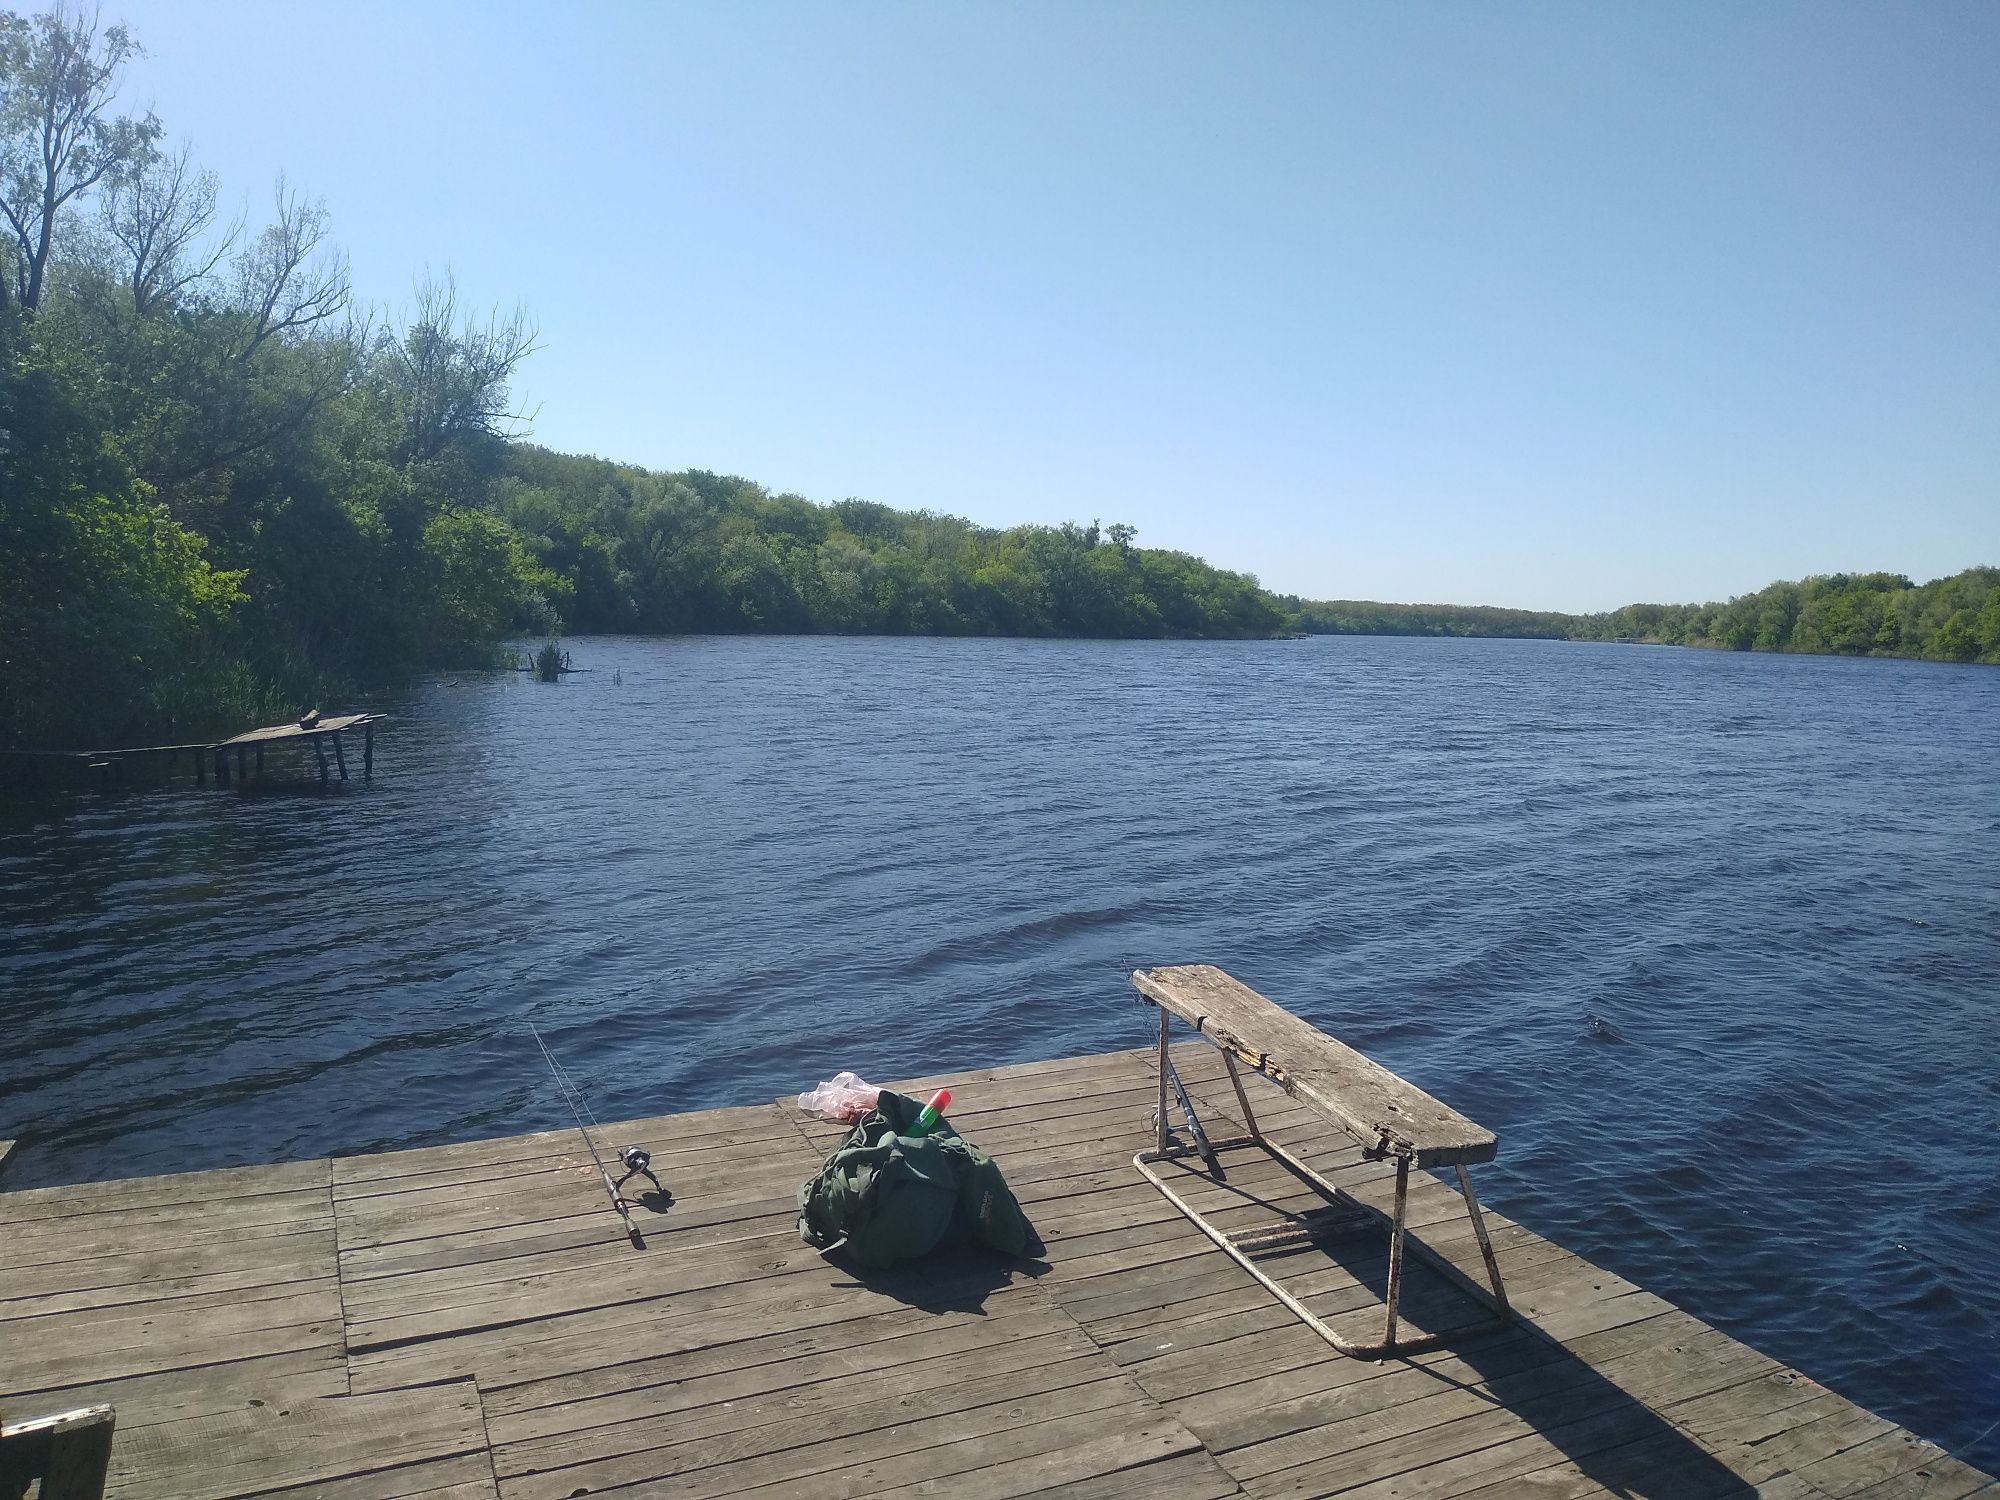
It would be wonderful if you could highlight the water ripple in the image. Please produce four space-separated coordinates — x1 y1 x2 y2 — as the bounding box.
2 634 1997 1469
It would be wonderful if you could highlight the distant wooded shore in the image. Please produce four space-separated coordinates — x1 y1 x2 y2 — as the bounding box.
1285 566 2000 664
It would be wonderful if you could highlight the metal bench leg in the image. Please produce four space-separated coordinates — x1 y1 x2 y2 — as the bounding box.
1155 1007 1171 1154
1222 1050 1262 1143
1456 1164 1511 1314
1382 1157 1410 1351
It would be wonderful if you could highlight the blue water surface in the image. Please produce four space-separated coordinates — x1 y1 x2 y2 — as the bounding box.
3 634 1996 1468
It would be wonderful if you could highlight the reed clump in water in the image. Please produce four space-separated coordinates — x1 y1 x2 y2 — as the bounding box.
532 642 570 681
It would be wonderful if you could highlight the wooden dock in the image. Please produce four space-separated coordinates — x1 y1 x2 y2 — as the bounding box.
1 1045 1989 1499
0 713 384 792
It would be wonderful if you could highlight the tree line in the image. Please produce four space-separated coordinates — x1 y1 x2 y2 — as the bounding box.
495 453 1281 642
1284 570 2000 665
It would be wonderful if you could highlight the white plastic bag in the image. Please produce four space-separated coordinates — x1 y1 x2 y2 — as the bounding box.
796 1071 881 1123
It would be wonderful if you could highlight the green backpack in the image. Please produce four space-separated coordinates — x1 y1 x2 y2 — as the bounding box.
796 1090 1041 1268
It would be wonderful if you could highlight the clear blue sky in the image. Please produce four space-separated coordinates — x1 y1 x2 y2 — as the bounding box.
105 1 1997 611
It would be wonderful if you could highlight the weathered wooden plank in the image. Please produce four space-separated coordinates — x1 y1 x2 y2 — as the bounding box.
1 1254 339 1324
490 1309 1091 1449
337 1191 799 1290
1303 1344 1827 1500
0 1230 335 1317
350 1245 1047 1395
342 1232 825 1353
1 1284 345 1398
0 1195 334 1268
0 1158 329 1222
1011 1448 1244 1500
332 1153 804 1258
105 1382 488 1500
1842 1452 1997 1500
214 712 383 749
483 1284 1076 1425
0 1348 349 1434
331 1125 800 1207
1791 1427 1964 1497
1448 1424 1745 1500
1185 1309 1698 1455
673 1394 1183 1500
330 1101 822 1187
867 1411 1211 1500
242 1449 499 1499
1226 1323 1759 1486
496 1348 1120 1499
1132 965 1497 1166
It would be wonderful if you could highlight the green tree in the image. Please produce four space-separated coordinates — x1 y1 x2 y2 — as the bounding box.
1927 609 1981 663
417 508 562 661
1978 589 2000 661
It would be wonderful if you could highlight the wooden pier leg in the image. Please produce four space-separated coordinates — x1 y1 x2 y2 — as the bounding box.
1456 1165 1512 1313
10 1403 116 1500
1156 1007 1172 1154
363 723 374 777
312 737 329 785
216 748 230 786
46 1403 117 1498
332 732 349 781
1223 1050 1262 1142
1382 1156 1410 1353
255 746 264 778
195 749 206 787
236 747 247 782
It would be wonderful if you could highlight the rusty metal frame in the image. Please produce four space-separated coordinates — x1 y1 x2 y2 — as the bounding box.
1136 1018 1511 1360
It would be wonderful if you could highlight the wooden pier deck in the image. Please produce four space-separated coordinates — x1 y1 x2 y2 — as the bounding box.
0 712 384 791
2 1045 1989 1499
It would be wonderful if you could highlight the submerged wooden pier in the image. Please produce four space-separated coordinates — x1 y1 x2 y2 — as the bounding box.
0 713 385 792
1 1044 1989 1499
209 713 384 788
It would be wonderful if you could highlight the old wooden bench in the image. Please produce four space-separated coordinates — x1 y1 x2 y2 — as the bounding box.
1131 964 1510 1358
0 1404 115 1500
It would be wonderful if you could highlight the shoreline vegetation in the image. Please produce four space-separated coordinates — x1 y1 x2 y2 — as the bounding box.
2 11 1994 756
1287 567 2000 665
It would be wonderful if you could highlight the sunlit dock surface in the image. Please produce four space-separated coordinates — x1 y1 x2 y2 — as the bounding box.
3 1046 1990 1499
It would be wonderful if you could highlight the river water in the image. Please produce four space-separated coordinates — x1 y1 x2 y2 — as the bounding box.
2 634 1996 1466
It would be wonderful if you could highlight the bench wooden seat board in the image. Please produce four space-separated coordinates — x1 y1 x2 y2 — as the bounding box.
1130 964 1511 1359
1131 966 1495 1168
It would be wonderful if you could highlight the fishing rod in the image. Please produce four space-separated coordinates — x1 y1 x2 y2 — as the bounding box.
528 1021 663 1248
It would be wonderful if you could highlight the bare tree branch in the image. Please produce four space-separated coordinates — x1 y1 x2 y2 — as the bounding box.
101 138 234 314
0 3 159 309
394 271 540 461
232 176 350 356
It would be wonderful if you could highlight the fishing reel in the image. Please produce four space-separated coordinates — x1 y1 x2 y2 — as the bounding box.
613 1145 662 1197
